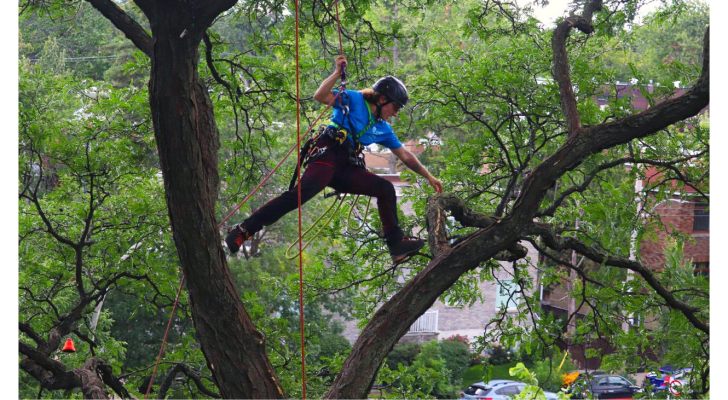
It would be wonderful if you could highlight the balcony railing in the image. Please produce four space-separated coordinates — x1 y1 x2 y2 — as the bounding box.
408 310 438 333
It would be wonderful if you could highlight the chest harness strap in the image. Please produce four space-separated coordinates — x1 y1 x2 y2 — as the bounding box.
288 95 374 191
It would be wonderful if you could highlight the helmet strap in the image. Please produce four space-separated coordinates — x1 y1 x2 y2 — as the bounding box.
374 100 393 121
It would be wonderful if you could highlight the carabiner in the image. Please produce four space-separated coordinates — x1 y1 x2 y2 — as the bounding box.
340 61 347 86
336 130 348 144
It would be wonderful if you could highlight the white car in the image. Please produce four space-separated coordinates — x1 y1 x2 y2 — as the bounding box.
460 379 558 400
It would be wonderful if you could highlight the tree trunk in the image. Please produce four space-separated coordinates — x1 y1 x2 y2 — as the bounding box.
75 358 110 399
145 6 284 399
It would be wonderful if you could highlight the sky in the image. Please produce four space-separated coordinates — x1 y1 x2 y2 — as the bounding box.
529 0 662 26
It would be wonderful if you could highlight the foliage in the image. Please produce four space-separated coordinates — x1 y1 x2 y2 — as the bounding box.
599 0 709 85
19 1 127 80
17 0 710 397
509 362 571 400
488 342 517 366
532 349 579 392
462 360 536 387
317 333 352 361
437 339 471 384
384 338 470 389
18 55 199 398
385 342 424 370
379 340 457 399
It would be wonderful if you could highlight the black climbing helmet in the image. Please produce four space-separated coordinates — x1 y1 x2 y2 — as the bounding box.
373 76 409 108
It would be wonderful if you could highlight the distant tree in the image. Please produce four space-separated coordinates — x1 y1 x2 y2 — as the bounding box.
599 0 709 84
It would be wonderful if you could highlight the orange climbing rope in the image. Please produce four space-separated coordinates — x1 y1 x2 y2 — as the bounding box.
293 0 308 394
146 0 348 397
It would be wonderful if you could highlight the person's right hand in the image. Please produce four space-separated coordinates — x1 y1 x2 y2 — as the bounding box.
334 55 347 72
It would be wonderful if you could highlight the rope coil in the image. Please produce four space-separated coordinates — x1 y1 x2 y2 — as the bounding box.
285 193 373 260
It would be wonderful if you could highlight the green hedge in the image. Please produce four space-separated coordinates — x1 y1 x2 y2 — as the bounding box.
385 342 424 370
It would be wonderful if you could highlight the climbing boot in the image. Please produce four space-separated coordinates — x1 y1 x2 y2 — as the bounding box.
225 224 252 253
388 237 425 264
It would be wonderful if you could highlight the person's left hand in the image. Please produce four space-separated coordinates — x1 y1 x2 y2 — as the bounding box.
428 177 443 194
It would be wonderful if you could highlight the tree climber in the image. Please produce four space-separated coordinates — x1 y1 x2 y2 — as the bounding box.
225 55 443 263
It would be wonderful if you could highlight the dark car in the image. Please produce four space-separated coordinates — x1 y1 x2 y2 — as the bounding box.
569 374 644 399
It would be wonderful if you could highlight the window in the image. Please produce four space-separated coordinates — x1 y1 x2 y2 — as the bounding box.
693 203 709 232
608 376 631 386
693 262 709 278
495 385 521 395
495 279 520 310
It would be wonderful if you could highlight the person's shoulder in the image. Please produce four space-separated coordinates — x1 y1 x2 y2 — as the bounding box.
346 90 365 100
336 90 362 105
375 120 394 133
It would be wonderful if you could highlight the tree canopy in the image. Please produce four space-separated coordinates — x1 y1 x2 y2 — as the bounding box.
17 0 709 398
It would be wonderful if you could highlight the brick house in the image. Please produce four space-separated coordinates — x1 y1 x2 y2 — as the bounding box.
537 81 709 367
639 166 709 277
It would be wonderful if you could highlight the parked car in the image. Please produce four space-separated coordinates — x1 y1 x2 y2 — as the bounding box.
568 374 643 399
460 379 558 400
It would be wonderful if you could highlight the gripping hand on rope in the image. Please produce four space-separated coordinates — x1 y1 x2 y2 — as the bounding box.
313 55 348 106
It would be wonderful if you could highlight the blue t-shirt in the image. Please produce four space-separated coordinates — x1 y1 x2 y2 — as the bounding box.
330 90 402 150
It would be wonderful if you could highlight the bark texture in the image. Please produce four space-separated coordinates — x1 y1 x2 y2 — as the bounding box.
137 1 286 398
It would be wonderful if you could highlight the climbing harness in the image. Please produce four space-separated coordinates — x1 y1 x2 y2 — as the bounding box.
288 125 366 192
290 93 379 189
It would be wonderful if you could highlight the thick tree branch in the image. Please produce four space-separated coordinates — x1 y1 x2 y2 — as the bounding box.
19 342 67 376
20 322 48 348
511 27 708 228
536 151 708 217
157 363 221 399
528 222 708 335
551 0 603 136
85 0 153 58
426 194 498 256
74 357 111 399
426 194 527 260
96 362 132 399
19 357 80 392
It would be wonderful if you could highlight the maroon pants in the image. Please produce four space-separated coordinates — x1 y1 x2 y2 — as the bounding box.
239 137 405 244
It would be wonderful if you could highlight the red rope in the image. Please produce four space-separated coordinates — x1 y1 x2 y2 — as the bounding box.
144 102 339 399
147 0 349 396
217 94 341 228
334 0 344 56
144 276 185 400
144 100 337 398
293 0 308 395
